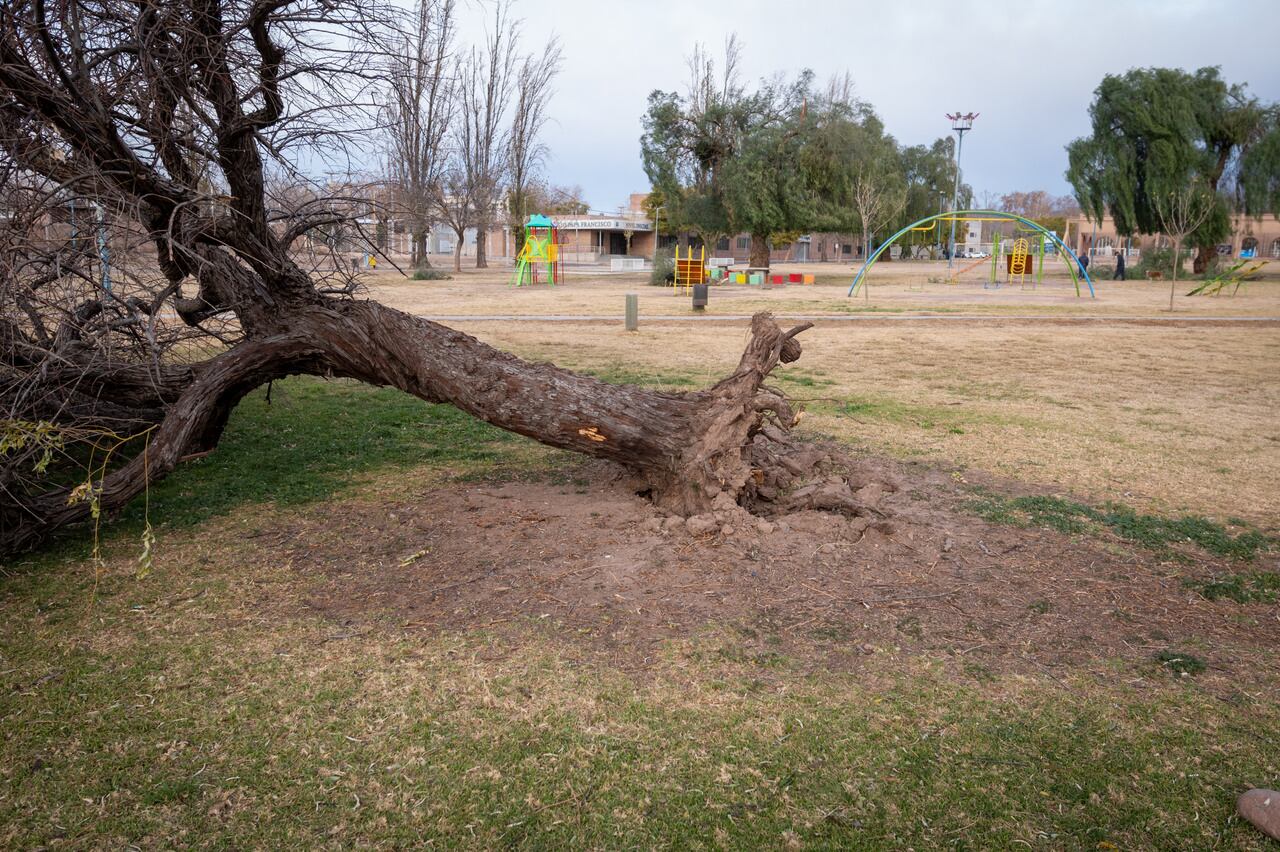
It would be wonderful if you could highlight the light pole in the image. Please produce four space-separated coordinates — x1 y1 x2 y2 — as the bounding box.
945 111 978 269
651 205 666 267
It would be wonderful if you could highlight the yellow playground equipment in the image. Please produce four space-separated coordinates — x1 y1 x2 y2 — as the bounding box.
1009 237 1030 286
673 245 706 295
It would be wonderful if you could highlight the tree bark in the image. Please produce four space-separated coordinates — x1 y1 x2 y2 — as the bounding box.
452 232 464 272
1193 243 1213 275
749 233 770 268
475 225 488 268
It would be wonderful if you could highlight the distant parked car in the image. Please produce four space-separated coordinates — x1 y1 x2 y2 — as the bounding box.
963 248 990 259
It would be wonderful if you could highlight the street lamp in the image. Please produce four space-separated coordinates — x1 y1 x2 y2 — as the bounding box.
945 111 978 269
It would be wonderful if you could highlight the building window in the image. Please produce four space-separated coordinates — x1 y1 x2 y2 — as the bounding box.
716 237 730 251
736 236 749 250
842 244 853 254
1241 236 1258 257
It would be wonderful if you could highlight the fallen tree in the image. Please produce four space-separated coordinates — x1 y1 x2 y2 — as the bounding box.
0 0 875 556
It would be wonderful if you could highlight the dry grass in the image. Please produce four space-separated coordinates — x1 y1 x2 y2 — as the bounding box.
364 261 1280 318
444 320 1280 524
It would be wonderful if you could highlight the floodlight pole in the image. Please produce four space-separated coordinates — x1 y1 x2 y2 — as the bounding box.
946 112 977 269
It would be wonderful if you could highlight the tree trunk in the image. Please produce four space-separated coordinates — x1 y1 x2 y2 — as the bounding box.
475 225 488 269
749 233 770 268
411 225 432 270
1193 243 1213 275
1 305 827 555
453 231 464 272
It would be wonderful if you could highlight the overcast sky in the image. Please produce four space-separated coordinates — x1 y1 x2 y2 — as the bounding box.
452 0 1279 213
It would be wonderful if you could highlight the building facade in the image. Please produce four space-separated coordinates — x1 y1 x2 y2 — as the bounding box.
1065 214 1280 259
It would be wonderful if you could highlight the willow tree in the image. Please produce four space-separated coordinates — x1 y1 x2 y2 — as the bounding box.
0 0 853 555
640 37 812 262
1066 67 1280 273
802 99 905 262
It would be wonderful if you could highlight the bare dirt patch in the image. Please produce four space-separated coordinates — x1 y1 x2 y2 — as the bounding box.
260 458 1279 681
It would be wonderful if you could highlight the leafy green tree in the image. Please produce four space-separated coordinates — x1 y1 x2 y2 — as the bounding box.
640 38 814 265
719 98 814 266
802 101 906 260
899 138 970 254
1067 67 1279 273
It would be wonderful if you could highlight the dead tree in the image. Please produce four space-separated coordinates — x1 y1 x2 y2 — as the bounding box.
0 0 862 557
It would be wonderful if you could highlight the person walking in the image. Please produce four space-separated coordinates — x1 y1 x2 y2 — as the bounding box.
1114 248 1126 281
1078 252 1090 278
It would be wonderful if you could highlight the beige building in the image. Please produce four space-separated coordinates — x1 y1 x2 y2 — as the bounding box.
1065 213 1280 260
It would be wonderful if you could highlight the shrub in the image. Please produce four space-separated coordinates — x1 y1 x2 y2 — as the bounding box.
1130 247 1200 280
649 248 674 286
412 267 452 281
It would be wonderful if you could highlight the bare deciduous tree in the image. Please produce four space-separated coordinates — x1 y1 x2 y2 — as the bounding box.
383 0 457 270
452 0 518 269
506 35 561 248
1153 180 1215 310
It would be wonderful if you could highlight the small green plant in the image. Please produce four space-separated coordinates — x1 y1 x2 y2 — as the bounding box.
411 267 452 281
1155 650 1206 677
1027 599 1053 615
1185 571 1280 604
649 247 674 285
1131 247 1180 280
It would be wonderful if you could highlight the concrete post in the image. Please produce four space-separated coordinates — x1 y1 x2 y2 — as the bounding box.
624 293 638 331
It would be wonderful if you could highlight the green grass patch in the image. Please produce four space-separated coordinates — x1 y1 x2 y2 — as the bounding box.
833 393 1032 432
0 597 1274 849
118 377 525 532
1185 571 1280 604
577 366 698 390
965 490 1273 560
1155 650 1207 677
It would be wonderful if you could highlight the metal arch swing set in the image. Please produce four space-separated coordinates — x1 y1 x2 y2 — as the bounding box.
848 210 1096 299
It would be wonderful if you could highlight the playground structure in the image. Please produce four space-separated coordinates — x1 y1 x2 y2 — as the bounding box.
1008 238 1030 286
512 214 562 286
673 245 706 295
849 210 1095 298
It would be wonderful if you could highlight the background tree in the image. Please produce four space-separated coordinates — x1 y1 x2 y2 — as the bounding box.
452 0 518 269
718 73 815 267
641 37 768 246
899 138 967 257
506 35 561 249
1153 180 1215 310
434 158 476 272
524 181 589 216
803 100 905 262
382 0 456 271
1066 67 1279 274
